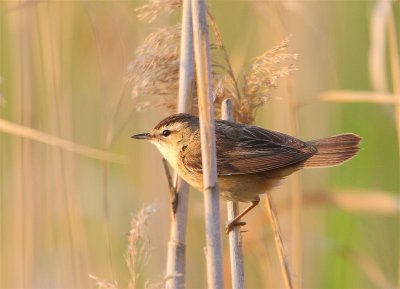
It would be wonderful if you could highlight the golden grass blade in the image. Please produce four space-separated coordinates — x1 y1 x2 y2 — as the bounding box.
278 190 400 215
265 195 293 289
0 118 128 164
319 90 400 104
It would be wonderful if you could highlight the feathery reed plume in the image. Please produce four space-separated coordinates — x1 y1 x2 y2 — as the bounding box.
136 0 182 23
131 0 298 125
89 204 157 289
126 204 157 289
129 28 297 125
128 25 181 112
240 38 298 124
89 275 118 289
197 18 299 124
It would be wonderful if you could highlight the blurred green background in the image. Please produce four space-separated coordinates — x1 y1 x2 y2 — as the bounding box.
0 1 399 288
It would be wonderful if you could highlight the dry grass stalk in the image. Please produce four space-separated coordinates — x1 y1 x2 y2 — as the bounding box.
0 118 128 163
277 190 400 215
165 0 193 288
177 0 195 114
284 75 302 289
222 99 245 289
191 0 224 287
306 190 400 215
265 194 293 289
89 204 156 289
207 11 242 103
319 90 400 104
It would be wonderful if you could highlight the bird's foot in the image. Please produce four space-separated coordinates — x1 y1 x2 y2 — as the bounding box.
171 193 178 214
225 221 246 234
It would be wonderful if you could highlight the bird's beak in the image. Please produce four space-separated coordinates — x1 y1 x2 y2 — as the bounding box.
131 133 150 140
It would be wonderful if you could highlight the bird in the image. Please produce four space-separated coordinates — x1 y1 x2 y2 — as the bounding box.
132 113 361 233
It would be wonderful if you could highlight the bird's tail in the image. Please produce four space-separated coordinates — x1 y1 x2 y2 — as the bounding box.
303 133 361 168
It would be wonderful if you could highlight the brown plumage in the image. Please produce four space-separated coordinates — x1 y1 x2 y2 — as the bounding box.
132 113 361 231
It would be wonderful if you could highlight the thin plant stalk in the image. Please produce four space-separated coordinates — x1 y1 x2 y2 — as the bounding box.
191 0 224 288
222 99 244 289
166 0 194 288
265 194 293 289
285 77 302 289
386 6 400 288
318 91 400 104
177 0 195 115
0 118 128 163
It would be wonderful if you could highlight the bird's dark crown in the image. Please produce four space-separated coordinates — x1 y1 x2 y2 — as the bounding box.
154 113 197 130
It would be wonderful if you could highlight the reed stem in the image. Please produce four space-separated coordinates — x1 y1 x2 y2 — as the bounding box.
165 0 194 288
191 0 224 287
222 99 244 289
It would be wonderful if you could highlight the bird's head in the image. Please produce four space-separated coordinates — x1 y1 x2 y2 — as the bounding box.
131 113 198 167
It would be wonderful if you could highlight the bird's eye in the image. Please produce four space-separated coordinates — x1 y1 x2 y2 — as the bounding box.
162 130 171 137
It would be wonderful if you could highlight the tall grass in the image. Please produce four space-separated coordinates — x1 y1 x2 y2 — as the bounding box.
0 1 398 288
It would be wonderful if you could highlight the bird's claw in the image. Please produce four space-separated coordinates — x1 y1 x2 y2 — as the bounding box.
225 221 246 234
171 193 178 214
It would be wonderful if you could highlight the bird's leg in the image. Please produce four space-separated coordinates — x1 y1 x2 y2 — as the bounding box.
162 158 178 214
225 198 260 234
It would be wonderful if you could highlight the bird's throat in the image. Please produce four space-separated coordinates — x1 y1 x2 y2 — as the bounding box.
153 142 180 172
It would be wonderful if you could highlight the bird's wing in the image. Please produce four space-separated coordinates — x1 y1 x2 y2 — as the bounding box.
181 121 317 175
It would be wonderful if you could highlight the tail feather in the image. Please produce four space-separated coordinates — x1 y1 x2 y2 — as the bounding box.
303 133 361 168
